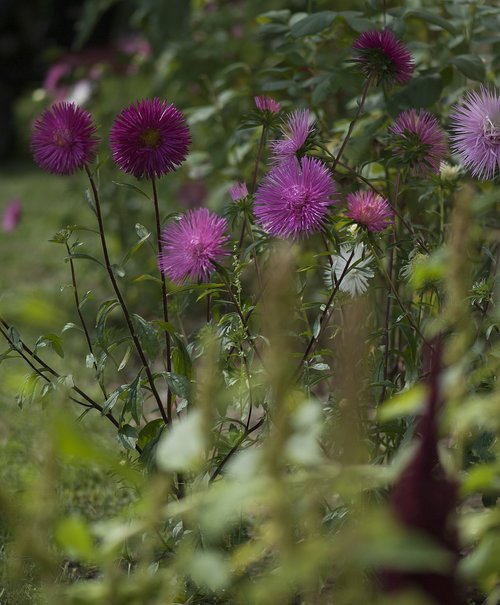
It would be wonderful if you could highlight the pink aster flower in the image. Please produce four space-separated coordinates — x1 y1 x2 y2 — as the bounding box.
271 109 314 163
353 29 414 86
347 191 393 232
254 157 336 239
31 102 98 175
254 95 281 114
389 109 447 177
229 181 248 201
110 98 190 179
158 208 229 283
449 87 500 180
2 199 22 232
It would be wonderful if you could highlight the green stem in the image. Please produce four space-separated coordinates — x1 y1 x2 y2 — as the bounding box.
85 165 168 425
151 176 173 423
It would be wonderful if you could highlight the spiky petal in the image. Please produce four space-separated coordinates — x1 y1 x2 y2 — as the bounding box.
31 102 98 175
254 95 281 114
158 208 229 283
389 109 447 177
229 182 249 201
271 109 314 163
324 243 374 297
353 29 414 86
254 157 336 239
346 190 393 232
449 87 500 180
110 98 190 179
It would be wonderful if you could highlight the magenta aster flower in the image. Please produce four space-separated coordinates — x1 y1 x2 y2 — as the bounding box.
389 109 447 177
110 98 190 179
254 95 281 114
158 208 229 283
353 29 414 86
449 87 500 180
271 109 314 163
254 157 336 239
31 102 98 175
229 181 248 201
347 190 393 232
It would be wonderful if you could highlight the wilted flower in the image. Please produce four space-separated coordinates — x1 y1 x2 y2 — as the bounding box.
31 102 99 175
2 199 22 232
229 182 249 201
389 109 447 177
254 95 281 114
158 208 229 283
324 243 374 297
271 109 315 163
352 29 414 86
254 157 336 239
449 87 500 180
110 98 190 179
346 190 393 232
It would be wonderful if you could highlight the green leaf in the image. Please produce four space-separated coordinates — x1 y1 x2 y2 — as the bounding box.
122 374 144 425
55 516 94 561
404 8 457 35
122 229 151 266
95 299 119 342
112 181 151 201
132 314 160 360
290 11 336 37
378 384 427 421
8 326 22 352
450 54 486 81
117 424 139 450
164 371 192 400
138 419 164 449
387 73 443 116
67 253 104 269
35 333 64 358
102 385 127 415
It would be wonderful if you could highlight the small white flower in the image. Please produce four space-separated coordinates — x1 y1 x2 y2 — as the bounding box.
324 243 374 297
439 161 461 181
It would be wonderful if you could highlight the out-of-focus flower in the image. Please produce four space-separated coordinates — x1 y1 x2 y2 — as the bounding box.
352 29 414 86
31 102 98 175
110 98 190 179
449 87 500 180
324 243 374 297
254 157 336 239
254 96 281 114
271 109 314 163
229 182 249 201
158 208 229 283
177 180 207 209
389 109 447 177
2 199 22 232
383 339 463 605
346 190 393 232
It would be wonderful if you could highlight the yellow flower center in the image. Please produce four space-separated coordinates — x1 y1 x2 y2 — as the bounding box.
139 128 162 148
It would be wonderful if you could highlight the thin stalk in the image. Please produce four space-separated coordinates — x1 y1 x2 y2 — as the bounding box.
250 126 267 195
297 249 356 374
65 241 108 399
84 165 168 424
151 176 173 423
331 78 371 171
0 318 132 442
218 270 263 364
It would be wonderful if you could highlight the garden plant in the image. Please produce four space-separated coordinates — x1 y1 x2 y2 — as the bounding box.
0 1 499 604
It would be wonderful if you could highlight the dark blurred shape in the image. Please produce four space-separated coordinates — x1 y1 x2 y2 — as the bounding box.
177 180 207 209
383 338 464 605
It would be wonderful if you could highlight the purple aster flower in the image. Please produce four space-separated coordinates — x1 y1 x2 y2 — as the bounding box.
2 199 22 232
110 98 190 179
346 190 393 232
229 181 248 201
449 87 500 180
254 95 281 114
158 208 229 283
389 109 447 177
271 109 314 163
31 102 98 175
254 157 336 239
353 29 414 86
